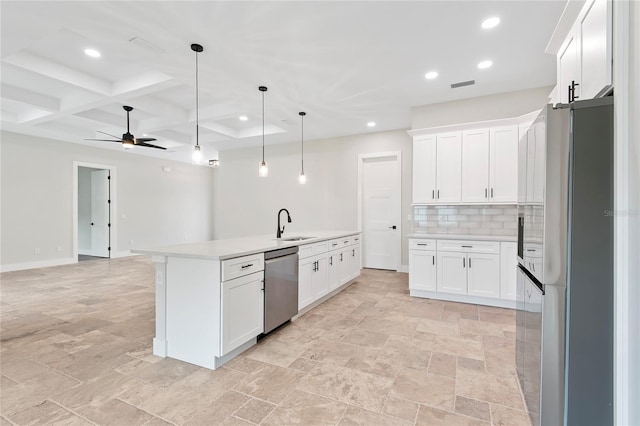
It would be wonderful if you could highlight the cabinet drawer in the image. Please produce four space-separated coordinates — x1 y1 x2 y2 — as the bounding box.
339 237 352 247
299 241 329 259
327 239 341 251
221 253 265 281
409 239 437 251
436 240 499 254
351 235 361 245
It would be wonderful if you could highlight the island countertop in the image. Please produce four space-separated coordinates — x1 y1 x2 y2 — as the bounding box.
133 230 360 261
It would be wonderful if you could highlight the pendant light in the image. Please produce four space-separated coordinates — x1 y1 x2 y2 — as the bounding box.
298 111 307 184
258 86 268 177
191 43 203 164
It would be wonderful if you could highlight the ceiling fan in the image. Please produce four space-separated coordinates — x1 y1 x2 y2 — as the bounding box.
85 105 166 150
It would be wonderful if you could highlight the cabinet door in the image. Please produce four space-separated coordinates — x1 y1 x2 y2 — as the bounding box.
467 253 500 299
461 129 490 203
312 255 329 301
298 258 315 310
327 251 341 291
558 31 580 103
489 126 518 203
436 133 462 203
413 136 437 203
221 271 264 355
436 251 467 294
409 250 437 291
339 249 351 285
532 122 546 204
500 242 518 301
580 0 612 99
350 244 361 279
518 128 529 204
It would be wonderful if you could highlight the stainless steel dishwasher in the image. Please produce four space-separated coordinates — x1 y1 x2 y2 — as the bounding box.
263 246 299 334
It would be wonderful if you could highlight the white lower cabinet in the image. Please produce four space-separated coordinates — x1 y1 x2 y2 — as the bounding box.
410 238 514 308
409 250 437 291
437 252 468 295
338 248 352 284
500 242 518 300
466 253 500 298
328 250 341 291
298 235 361 311
221 271 264 356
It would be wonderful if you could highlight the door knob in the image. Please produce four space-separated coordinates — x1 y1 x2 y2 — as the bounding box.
91 222 94 226
389 226 397 229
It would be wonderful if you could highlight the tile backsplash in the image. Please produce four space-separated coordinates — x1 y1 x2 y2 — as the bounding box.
413 205 518 236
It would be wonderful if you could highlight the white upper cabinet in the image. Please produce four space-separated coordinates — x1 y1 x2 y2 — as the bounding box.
579 0 612 99
489 126 519 203
554 0 612 104
436 132 462 203
462 129 490 203
413 135 437 203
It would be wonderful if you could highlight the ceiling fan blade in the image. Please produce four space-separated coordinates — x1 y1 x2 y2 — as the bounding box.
136 142 167 150
135 137 157 142
97 130 122 139
85 138 122 142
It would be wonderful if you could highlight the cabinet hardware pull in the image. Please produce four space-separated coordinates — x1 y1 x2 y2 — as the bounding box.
332 243 338 246
437 190 440 199
491 188 494 198
463 258 466 268
461 245 473 248
432 255 435 265
417 243 427 246
485 188 488 198
469 257 472 268
432 190 435 199
352 249 355 257
532 263 535 272
241 263 253 269
329 256 333 266
340 253 343 261
526 249 536 252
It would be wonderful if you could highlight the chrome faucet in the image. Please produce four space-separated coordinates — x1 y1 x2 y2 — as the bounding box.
277 208 292 239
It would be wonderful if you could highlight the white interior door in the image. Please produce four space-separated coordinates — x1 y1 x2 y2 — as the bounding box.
361 155 400 271
91 169 110 257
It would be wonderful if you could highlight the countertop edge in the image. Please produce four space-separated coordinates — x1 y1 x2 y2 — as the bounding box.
133 231 361 260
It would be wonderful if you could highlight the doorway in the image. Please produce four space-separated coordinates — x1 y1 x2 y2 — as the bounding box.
357 152 402 271
73 162 117 262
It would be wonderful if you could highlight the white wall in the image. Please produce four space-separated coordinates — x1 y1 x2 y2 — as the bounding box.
77 166 97 253
0 131 215 270
213 130 413 267
411 86 553 129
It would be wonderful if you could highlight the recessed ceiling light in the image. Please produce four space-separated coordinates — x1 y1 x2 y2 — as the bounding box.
142 133 148 137
367 122 376 127
478 60 493 69
425 71 439 80
239 115 248 121
84 48 101 58
481 17 500 29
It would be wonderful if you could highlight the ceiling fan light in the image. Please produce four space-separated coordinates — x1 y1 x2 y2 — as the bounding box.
122 140 134 150
259 160 269 177
209 159 220 167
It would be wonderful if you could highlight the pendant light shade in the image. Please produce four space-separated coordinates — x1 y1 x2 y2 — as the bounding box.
191 43 204 164
298 111 306 184
258 86 268 177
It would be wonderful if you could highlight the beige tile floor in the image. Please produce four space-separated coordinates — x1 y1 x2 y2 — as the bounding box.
0 256 532 425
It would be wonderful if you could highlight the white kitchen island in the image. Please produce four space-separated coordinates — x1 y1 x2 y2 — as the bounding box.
134 231 361 370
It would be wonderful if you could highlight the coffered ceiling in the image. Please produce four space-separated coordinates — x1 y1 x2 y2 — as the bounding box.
1 1 566 163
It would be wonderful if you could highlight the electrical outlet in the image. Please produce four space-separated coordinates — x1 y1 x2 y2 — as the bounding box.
56 246 62 252
34 247 40 254
129 239 134 246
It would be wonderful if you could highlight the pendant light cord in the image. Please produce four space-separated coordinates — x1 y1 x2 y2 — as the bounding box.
301 114 304 173
262 91 265 162
195 50 199 148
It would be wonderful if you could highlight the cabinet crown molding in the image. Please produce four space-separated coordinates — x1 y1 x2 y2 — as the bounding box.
408 111 539 138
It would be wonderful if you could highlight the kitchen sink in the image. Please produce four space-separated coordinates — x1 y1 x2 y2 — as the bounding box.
278 236 315 241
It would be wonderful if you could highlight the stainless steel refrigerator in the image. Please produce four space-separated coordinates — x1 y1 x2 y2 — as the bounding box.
516 97 614 426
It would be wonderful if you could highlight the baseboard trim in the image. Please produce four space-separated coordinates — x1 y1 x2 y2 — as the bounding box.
0 257 76 273
112 251 141 259
398 264 409 273
409 289 517 309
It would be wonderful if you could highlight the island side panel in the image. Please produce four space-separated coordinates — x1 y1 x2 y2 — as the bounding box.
152 255 168 357
166 257 221 369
